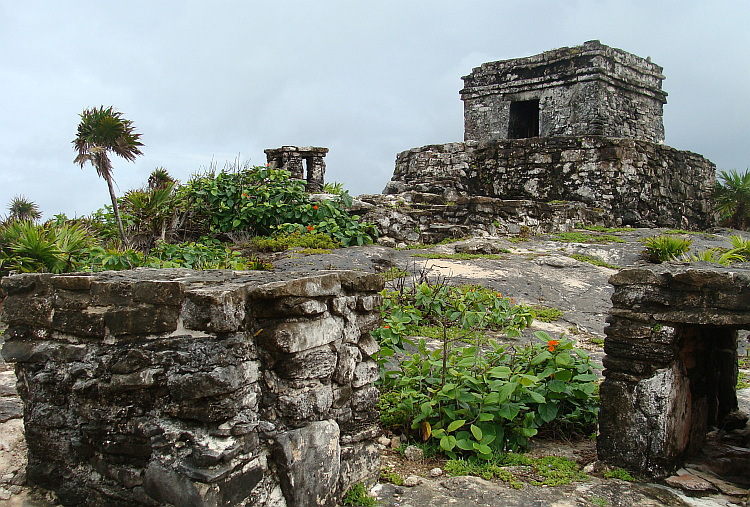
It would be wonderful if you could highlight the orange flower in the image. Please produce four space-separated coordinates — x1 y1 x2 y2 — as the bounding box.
497 292 502 298
313 205 318 210
242 193 248 198
548 340 559 352
384 325 389 329
307 225 314 232
510 297 515 305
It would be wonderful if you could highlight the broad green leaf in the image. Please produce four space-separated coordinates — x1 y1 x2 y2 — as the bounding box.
440 435 456 452
473 443 492 455
537 402 559 423
447 419 465 432
498 403 520 420
527 390 546 404
554 369 573 382
456 438 474 451
470 424 483 441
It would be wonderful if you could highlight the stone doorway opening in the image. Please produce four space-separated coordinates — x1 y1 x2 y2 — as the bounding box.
508 99 539 139
598 264 750 483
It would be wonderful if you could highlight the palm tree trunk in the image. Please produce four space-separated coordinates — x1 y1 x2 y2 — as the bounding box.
105 174 127 245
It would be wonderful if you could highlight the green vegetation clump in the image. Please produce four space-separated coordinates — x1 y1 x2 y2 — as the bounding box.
603 467 636 481
445 453 586 487
374 280 599 458
550 232 625 244
249 231 340 252
713 169 750 230
583 225 630 233
569 254 620 270
379 468 404 486
532 306 564 323
642 234 692 263
342 483 375 507
177 163 376 246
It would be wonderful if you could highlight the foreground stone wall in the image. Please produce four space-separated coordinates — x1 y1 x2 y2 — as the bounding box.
382 137 717 231
0 268 383 506
598 263 750 477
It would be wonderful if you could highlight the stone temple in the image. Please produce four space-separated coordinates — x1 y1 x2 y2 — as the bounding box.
372 41 718 245
460 40 667 143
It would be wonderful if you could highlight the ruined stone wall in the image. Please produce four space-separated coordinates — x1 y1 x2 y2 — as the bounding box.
598 263 750 477
460 40 667 143
472 137 717 229
0 268 383 507
382 137 717 231
358 192 608 246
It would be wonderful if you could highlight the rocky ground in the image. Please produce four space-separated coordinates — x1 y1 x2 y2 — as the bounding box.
0 226 748 506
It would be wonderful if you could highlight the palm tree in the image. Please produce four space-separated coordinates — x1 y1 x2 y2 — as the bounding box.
713 169 750 230
7 195 42 222
73 106 143 244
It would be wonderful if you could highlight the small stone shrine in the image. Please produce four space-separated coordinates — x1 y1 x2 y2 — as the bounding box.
598 263 750 477
265 146 328 193
0 268 383 506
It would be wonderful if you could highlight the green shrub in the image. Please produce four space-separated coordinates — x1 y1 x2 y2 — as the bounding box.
728 235 750 260
681 248 744 265
374 280 599 458
0 220 95 276
569 254 620 270
83 240 267 272
177 164 376 246
342 483 375 506
249 231 340 252
642 235 692 262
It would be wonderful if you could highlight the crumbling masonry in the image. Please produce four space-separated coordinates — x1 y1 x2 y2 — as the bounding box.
1 269 383 506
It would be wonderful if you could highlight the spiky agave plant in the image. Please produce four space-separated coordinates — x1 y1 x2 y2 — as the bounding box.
713 169 750 230
642 235 692 263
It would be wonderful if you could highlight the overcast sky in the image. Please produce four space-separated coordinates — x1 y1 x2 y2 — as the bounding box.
2 1 748 220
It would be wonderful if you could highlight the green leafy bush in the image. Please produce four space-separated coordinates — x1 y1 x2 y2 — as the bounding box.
374 279 599 458
177 164 376 246
642 234 692 262
379 332 599 457
249 231 340 252
83 240 261 272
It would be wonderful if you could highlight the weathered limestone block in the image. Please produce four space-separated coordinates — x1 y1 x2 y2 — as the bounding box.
0 268 383 506
260 312 344 354
274 420 340 507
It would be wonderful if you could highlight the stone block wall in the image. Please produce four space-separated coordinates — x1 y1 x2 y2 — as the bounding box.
0 268 383 507
598 263 750 477
358 192 608 246
382 137 717 231
471 137 717 229
460 40 667 143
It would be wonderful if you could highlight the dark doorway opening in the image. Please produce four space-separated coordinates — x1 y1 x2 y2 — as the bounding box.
509 99 540 139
